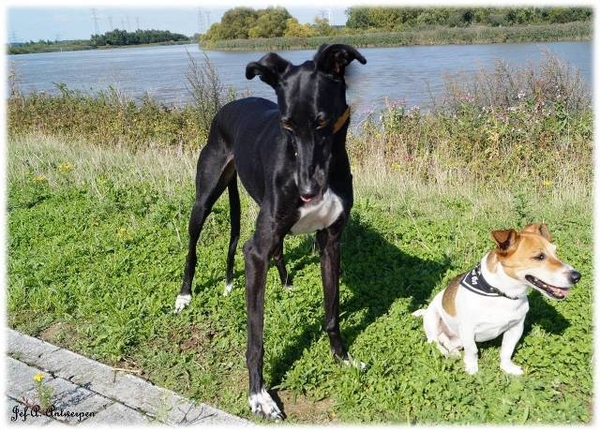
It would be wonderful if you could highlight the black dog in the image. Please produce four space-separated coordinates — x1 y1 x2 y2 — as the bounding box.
175 44 366 420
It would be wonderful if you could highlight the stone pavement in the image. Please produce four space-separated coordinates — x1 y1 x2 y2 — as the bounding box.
4 328 251 426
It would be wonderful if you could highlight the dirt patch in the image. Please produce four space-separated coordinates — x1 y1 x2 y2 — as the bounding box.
276 390 338 424
174 324 215 353
38 321 76 347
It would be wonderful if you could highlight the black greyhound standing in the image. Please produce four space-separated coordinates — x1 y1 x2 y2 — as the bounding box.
175 44 366 420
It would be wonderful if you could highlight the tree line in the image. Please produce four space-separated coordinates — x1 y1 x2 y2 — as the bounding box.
345 6 592 30
9 29 191 54
91 29 190 46
202 6 592 43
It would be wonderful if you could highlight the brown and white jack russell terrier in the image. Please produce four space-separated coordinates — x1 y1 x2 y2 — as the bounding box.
414 223 581 375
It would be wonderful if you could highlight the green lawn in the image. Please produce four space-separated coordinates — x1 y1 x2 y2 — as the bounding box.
7 133 593 424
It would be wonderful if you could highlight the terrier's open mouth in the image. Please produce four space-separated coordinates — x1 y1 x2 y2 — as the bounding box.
525 275 570 300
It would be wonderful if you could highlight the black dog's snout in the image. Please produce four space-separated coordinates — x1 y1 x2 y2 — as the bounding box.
570 270 582 284
299 185 319 203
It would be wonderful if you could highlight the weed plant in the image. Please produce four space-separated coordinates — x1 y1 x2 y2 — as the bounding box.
7 56 236 152
6 52 593 424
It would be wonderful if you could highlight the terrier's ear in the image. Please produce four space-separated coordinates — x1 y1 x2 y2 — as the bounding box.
491 229 518 252
522 223 553 242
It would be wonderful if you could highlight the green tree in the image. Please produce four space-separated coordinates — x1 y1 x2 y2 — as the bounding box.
313 16 333 36
284 18 316 37
345 7 375 29
204 7 258 41
248 7 292 38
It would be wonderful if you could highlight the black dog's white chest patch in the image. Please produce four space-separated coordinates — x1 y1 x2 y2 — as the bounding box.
291 189 343 234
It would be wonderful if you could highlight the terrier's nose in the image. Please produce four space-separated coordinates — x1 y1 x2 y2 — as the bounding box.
570 270 582 284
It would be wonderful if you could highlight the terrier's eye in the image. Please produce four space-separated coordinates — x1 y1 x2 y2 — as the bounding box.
534 253 546 261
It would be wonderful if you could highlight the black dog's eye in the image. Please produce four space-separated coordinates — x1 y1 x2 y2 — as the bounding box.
316 118 329 129
281 119 294 132
534 253 546 261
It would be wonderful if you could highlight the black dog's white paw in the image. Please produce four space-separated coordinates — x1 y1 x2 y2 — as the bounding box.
339 352 369 372
174 294 191 314
248 388 284 421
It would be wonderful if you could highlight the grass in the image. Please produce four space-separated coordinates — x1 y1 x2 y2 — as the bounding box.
7 131 592 424
6 53 593 424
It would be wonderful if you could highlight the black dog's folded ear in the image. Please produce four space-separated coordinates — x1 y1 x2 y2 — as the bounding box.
314 43 367 77
246 52 290 89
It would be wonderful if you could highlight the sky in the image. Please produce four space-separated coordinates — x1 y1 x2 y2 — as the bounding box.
5 0 590 44
4 0 361 43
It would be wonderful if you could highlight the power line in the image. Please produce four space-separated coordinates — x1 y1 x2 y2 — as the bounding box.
91 8 100 35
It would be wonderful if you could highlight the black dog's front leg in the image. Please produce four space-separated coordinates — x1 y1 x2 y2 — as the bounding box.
316 224 347 360
243 226 285 420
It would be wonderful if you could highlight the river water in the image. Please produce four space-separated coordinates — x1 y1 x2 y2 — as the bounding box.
8 41 592 118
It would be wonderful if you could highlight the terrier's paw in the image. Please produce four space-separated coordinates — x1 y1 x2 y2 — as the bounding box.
411 309 427 317
174 294 191 314
223 282 233 296
501 361 524 376
465 361 479 375
248 388 284 421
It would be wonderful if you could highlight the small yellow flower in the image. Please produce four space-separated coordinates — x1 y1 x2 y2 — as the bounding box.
117 227 128 239
542 180 553 188
34 175 47 183
33 373 44 383
59 162 73 173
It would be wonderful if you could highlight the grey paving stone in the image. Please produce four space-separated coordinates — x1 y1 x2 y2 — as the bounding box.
179 403 253 426
82 402 152 425
21 378 113 424
5 397 54 426
6 330 60 366
5 329 251 426
38 347 120 395
5 357 47 401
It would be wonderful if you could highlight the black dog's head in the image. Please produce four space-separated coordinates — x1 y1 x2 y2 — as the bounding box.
246 44 366 203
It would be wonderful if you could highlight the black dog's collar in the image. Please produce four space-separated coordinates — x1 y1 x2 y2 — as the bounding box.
460 263 520 300
333 107 350 134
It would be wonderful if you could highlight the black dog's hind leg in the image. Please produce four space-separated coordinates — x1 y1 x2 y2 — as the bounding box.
224 176 240 295
175 141 235 313
317 222 367 370
273 239 292 288
316 224 346 360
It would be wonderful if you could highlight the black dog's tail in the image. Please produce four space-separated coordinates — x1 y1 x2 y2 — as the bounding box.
225 174 241 293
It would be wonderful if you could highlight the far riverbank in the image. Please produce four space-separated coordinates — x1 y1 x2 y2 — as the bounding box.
9 21 591 55
200 22 591 51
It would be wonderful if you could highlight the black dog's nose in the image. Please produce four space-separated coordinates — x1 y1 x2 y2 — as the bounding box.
299 185 319 203
570 270 582 284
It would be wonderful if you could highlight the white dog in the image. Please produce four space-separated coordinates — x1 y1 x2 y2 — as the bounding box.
415 223 581 375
